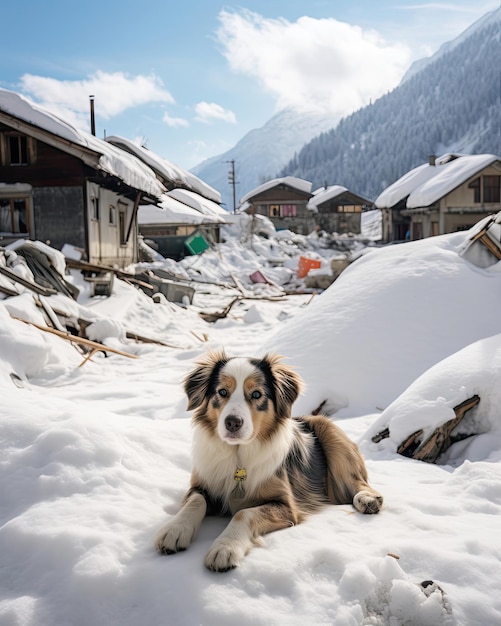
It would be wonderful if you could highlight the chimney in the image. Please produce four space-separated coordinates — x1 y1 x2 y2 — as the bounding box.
429 154 436 166
89 95 96 136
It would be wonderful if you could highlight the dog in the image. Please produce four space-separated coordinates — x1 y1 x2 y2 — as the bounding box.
154 351 383 572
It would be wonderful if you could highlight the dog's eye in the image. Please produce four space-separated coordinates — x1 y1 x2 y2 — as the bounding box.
251 390 262 400
218 388 228 398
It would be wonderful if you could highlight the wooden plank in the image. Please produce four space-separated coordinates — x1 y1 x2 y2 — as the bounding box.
479 233 501 260
0 282 19 297
395 395 480 463
66 257 154 290
11 316 138 366
412 395 480 463
0 265 56 295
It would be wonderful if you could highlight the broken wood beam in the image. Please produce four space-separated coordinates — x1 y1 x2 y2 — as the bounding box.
0 265 57 295
11 316 138 366
373 394 481 464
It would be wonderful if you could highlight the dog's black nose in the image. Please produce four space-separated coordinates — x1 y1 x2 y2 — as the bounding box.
225 415 243 433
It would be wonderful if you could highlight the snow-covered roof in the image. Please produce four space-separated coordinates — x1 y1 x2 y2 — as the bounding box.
0 88 165 199
307 185 349 211
138 194 222 226
374 163 438 208
105 136 221 204
375 153 501 209
240 176 312 205
407 154 500 208
166 188 228 218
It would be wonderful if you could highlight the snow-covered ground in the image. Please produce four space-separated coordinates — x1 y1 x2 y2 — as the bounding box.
1 216 500 626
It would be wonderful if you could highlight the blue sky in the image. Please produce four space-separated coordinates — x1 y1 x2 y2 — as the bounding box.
0 1 498 170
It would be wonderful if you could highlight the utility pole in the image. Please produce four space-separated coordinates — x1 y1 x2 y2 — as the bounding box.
226 159 238 213
89 95 96 136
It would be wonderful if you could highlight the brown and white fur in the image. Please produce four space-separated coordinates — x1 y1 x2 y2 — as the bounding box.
154 351 383 572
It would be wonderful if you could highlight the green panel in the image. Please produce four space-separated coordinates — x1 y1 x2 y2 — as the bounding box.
184 231 209 255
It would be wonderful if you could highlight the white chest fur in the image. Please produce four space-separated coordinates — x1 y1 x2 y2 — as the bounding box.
191 421 298 509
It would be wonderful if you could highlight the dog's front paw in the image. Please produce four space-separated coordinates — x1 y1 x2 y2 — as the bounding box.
353 490 383 514
154 520 196 555
204 538 248 572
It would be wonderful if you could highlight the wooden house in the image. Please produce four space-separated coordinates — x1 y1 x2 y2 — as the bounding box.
307 185 371 235
0 88 164 267
375 154 501 241
239 177 315 234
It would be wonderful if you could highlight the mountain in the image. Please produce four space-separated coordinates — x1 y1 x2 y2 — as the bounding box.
190 108 336 211
279 7 501 200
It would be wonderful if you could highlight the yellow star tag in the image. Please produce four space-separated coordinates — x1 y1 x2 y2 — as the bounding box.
234 468 247 481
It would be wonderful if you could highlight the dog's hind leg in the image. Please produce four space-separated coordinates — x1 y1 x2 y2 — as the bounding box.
303 415 384 514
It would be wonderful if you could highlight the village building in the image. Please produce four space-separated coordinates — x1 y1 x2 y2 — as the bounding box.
375 154 501 241
238 177 315 235
0 88 164 268
307 185 371 235
238 177 371 236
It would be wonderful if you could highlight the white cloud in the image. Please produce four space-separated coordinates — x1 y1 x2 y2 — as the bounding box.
194 101 237 124
162 111 189 128
216 9 412 118
19 70 174 130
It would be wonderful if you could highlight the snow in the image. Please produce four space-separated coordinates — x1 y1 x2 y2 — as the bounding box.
1 217 501 625
307 184 349 210
374 163 438 209
139 195 223 226
166 188 228 217
105 136 221 204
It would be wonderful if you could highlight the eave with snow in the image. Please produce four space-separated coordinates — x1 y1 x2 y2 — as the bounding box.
0 88 165 267
105 136 222 205
375 153 501 241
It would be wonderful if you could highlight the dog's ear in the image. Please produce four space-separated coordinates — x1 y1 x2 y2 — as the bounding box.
261 353 304 418
184 350 228 410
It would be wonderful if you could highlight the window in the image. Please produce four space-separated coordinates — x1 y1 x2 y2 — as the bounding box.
109 204 116 225
119 209 127 245
338 204 362 213
469 175 501 203
9 135 28 165
269 204 297 218
483 175 500 203
1 133 35 165
0 198 29 233
281 204 297 217
91 196 100 220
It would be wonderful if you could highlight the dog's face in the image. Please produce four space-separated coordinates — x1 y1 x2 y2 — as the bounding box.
184 351 303 445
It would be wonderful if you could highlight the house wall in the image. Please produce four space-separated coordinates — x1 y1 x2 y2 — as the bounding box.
86 182 136 267
315 193 367 234
34 186 86 250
